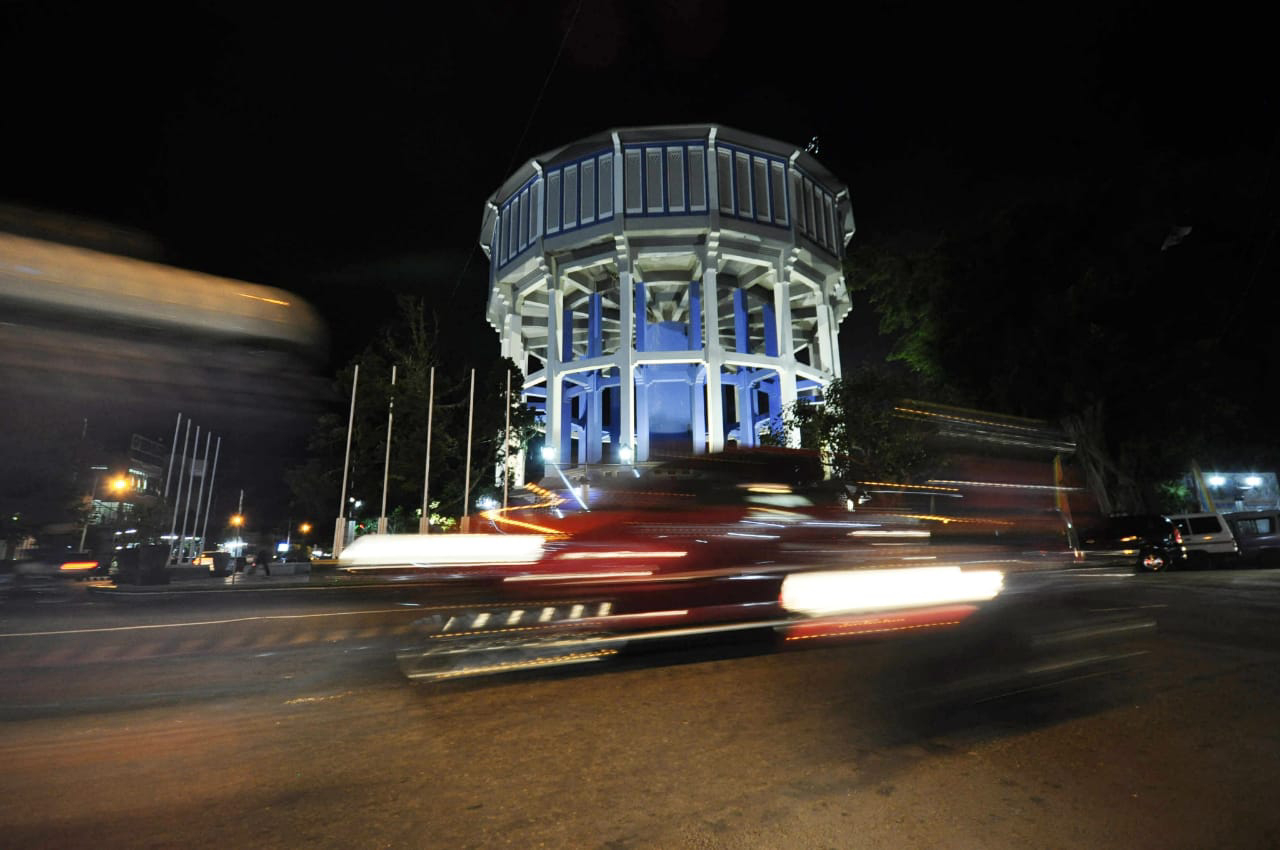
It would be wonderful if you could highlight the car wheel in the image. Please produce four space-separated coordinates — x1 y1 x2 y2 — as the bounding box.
1139 549 1170 572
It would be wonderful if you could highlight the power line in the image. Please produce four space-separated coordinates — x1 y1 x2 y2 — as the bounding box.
449 0 585 299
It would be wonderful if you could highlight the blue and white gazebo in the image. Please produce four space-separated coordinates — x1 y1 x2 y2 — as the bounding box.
479 125 855 466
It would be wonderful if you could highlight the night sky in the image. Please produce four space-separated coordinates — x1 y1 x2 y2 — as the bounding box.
2 1 1274 525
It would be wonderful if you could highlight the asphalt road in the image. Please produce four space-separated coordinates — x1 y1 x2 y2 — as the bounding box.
2 569 1279 849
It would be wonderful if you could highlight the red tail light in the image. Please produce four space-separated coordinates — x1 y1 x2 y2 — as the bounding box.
1173 528 1183 544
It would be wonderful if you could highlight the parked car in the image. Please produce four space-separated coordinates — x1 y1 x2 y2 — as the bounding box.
1223 510 1280 566
1077 514 1187 572
1167 512 1240 568
191 550 232 576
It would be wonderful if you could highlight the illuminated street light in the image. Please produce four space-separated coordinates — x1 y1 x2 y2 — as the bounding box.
299 522 312 535
230 514 244 528
109 475 131 524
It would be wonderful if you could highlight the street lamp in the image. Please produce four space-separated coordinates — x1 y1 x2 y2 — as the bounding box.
109 475 131 527
299 522 312 535
77 465 110 553
229 513 245 561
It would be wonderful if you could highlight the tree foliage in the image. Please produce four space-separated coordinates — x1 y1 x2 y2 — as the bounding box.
777 365 939 483
846 153 1280 512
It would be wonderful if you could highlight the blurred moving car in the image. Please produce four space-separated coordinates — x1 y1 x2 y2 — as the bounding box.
10 548 100 580
1167 512 1240 568
395 449 1054 682
1077 515 1187 572
1223 510 1280 566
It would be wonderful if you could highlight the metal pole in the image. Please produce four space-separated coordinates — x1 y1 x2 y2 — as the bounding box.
334 364 359 556
178 425 201 562
463 368 475 519
503 369 511 510
234 488 243 579
164 413 182 499
199 436 221 557
167 419 192 563
78 470 101 552
379 365 397 533
420 365 435 534
189 431 212 556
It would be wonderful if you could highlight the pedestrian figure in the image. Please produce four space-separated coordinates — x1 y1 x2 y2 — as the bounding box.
253 548 271 577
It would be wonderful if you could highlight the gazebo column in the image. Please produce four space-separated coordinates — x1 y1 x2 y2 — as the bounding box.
702 263 724 452
617 265 636 462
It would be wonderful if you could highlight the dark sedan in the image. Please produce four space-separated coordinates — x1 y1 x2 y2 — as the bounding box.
1078 514 1187 571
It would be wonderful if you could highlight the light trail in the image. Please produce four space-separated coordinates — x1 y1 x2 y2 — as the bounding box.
0 607 435 639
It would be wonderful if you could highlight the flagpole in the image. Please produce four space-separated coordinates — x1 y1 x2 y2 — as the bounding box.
177 425 201 562
167 418 192 564
378 365 396 533
163 413 182 499
189 430 212 557
463 368 475 522
199 436 221 559
334 364 359 556
420 366 435 533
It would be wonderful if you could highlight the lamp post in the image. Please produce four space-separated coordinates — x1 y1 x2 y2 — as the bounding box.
110 476 130 524
107 476 132 556
77 465 109 552
229 512 244 584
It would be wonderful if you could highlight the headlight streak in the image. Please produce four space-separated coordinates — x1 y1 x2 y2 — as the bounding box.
556 550 687 560
780 567 1004 617
925 478 1085 492
800 521 878 528
855 480 961 492
337 533 547 569
502 570 655 582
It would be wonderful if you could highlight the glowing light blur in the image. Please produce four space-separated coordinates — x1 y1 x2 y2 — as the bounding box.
503 571 654 582
557 550 687 560
337 533 546 570
780 566 1004 617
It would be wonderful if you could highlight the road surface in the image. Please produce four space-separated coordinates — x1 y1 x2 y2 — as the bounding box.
2 569 1278 849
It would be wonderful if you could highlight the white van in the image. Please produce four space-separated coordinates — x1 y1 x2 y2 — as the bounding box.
1167 512 1240 567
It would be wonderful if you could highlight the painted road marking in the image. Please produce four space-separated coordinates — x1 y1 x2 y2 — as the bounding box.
0 608 427 639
